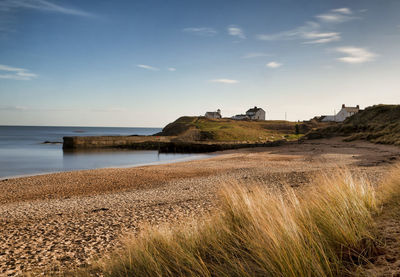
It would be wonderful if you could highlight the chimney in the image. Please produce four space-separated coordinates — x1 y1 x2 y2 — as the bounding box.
342 104 345 108
356 105 359 109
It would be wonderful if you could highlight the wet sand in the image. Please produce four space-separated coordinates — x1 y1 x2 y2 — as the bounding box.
1 138 400 275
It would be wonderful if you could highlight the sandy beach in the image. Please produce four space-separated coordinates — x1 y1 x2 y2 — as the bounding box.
1 138 400 275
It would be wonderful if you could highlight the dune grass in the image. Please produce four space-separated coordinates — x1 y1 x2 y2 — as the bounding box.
72 167 398 277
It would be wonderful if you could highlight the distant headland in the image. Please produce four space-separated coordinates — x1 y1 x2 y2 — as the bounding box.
63 104 400 152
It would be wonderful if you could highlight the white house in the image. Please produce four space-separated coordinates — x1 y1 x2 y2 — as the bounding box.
321 104 360 122
246 106 266 120
205 109 222 119
232 106 266 120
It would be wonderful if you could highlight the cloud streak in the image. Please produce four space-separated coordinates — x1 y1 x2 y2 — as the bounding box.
303 32 341 44
331 8 352 15
228 25 246 39
266 61 282 68
256 7 358 44
137 64 159 71
210 79 238 84
0 64 38 80
0 0 92 17
182 27 217 36
335 47 377 64
316 7 355 23
0 0 93 34
256 21 337 43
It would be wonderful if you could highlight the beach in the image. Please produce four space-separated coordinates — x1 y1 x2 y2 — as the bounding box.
1 138 400 275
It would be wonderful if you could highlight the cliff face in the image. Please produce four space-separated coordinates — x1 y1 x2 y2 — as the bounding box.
158 117 199 136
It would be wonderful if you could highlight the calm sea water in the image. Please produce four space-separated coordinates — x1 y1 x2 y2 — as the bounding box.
0 126 209 179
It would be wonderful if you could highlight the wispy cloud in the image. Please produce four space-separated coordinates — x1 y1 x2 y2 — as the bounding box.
316 8 355 23
315 14 349 23
242 52 271 59
256 7 358 44
256 21 337 43
266 61 282 68
0 64 38 80
137 64 159 71
0 0 93 35
182 27 217 36
331 8 352 15
228 25 246 39
303 32 340 44
137 65 176 72
335 47 377 64
210 79 239 84
0 0 92 17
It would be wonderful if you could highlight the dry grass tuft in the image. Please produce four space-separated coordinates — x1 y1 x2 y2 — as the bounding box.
79 168 383 277
378 164 400 206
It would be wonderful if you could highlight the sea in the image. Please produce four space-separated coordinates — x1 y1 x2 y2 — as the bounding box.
0 126 210 179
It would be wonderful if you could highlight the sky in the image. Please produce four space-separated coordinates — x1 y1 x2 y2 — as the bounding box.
0 0 399 127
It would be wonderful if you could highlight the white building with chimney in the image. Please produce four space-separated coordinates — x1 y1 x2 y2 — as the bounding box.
321 104 360 122
245 106 265 120
232 106 266 120
205 109 222 119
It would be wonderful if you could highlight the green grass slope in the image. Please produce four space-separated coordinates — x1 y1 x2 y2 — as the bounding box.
307 104 400 145
159 116 305 142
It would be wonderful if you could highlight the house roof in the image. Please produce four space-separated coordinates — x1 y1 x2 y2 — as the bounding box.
205 112 221 116
343 107 359 113
246 106 264 113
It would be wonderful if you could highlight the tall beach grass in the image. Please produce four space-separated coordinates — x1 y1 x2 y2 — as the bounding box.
80 168 400 277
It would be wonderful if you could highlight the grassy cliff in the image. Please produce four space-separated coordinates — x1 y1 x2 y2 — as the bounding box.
306 104 400 145
158 116 307 142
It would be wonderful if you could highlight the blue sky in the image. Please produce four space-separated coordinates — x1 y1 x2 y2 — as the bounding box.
0 0 399 127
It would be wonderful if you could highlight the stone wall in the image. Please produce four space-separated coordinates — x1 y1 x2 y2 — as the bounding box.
63 135 287 153
63 136 171 150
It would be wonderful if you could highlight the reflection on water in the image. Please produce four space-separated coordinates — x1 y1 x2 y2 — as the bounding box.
0 126 210 178
61 149 202 172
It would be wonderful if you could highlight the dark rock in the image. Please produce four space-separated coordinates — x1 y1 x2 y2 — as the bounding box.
91 208 109 213
42 141 62 144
